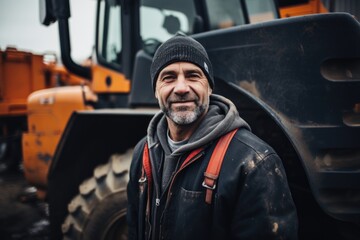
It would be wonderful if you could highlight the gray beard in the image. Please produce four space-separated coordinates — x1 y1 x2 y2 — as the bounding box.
163 104 207 125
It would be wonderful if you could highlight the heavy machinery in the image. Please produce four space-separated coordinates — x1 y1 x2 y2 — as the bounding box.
0 47 86 173
22 0 360 239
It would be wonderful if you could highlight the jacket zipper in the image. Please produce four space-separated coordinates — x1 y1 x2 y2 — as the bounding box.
165 150 205 203
150 175 161 240
158 150 205 238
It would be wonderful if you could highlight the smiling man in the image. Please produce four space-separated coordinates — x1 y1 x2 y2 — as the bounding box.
156 61 211 139
127 33 298 240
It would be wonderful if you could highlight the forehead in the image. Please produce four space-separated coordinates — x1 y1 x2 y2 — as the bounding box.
160 62 203 73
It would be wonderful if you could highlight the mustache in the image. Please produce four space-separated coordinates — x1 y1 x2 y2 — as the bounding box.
167 94 199 103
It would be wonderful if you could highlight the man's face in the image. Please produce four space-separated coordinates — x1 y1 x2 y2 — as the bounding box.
155 62 212 125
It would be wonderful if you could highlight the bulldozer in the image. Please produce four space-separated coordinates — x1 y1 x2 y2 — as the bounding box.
21 0 360 239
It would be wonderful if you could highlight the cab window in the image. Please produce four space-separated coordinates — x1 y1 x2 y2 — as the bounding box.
97 0 122 68
205 0 246 30
205 0 278 29
140 0 197 54
245 0 278 23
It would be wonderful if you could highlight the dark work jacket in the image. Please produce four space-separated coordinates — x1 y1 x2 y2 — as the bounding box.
127 128 298 240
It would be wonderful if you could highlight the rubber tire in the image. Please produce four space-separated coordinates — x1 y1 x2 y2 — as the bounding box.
62 149 133 240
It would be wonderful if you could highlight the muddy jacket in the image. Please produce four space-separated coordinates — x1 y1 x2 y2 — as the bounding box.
127 94 298 240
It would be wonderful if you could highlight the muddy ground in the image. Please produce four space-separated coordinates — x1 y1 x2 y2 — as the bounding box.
0 169 49 240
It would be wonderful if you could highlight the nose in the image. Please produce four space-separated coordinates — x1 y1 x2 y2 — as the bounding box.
173 74 190 94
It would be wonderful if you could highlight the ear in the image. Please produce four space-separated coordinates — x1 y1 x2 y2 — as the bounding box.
208 85 212 95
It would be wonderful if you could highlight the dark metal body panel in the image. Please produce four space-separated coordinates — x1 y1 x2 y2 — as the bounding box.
194 13 360 224
48 109 156 239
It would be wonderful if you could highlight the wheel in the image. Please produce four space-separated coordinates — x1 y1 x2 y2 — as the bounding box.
62 149 133 240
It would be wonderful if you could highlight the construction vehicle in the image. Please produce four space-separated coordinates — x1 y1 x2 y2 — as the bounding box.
21 0 360 239
0 47 87 174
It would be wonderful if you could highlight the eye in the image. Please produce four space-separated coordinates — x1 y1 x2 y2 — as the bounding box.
187 73 201 80
161 74 175 82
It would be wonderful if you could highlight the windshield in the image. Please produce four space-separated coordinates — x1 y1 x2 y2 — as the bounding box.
205 0 246 29
206 0 277 29
96 0 279 68
140 0 197 54
97 0 122 69
245 0 278 23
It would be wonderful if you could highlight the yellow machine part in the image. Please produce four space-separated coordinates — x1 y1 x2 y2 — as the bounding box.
280 0 328 18
22 85 96 196
91 64 130 93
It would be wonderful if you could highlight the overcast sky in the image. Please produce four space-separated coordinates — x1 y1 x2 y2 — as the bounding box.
0 0 96 62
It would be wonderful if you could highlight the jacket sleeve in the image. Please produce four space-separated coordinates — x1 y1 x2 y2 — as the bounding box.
231 153 298 240
127 138 146 240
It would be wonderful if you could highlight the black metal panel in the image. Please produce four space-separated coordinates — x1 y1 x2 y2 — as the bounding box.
197 13 360 125
323 0 360 20
129 50 158 106
193 13 360 224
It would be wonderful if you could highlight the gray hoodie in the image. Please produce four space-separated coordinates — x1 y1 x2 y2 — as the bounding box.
146 94 250 192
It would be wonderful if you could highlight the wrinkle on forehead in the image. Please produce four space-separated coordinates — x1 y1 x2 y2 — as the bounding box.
160 62 204 76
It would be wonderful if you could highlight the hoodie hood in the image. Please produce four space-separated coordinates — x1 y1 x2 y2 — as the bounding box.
147 94 250 156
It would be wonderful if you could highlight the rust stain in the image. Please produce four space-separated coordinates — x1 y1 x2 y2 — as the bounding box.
315 149 360 171
36 152 52 163
239 80 261 98
24 167 39 174
35 138 42 146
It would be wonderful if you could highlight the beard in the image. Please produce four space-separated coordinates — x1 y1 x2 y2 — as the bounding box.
160 95 208 125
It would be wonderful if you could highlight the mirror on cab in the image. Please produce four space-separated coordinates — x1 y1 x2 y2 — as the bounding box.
39 0 57 26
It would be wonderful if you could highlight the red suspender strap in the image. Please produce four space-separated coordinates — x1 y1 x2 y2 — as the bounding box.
141 143 203 195
141 128 238 208
203 129 238 204
179 148 204 169
141 143 152 190
141 143 152 216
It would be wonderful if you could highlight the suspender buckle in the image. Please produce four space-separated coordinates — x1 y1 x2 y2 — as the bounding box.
138 176 147 183
202 181 216 190
139 176 147 194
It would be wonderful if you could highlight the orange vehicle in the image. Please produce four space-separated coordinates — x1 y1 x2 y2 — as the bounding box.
0 47 54 172
0 47 87 173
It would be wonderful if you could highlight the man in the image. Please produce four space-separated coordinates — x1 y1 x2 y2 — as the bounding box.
127 33 298 240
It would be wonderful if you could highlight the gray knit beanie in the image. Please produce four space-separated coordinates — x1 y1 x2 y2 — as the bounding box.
150 33 214 91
